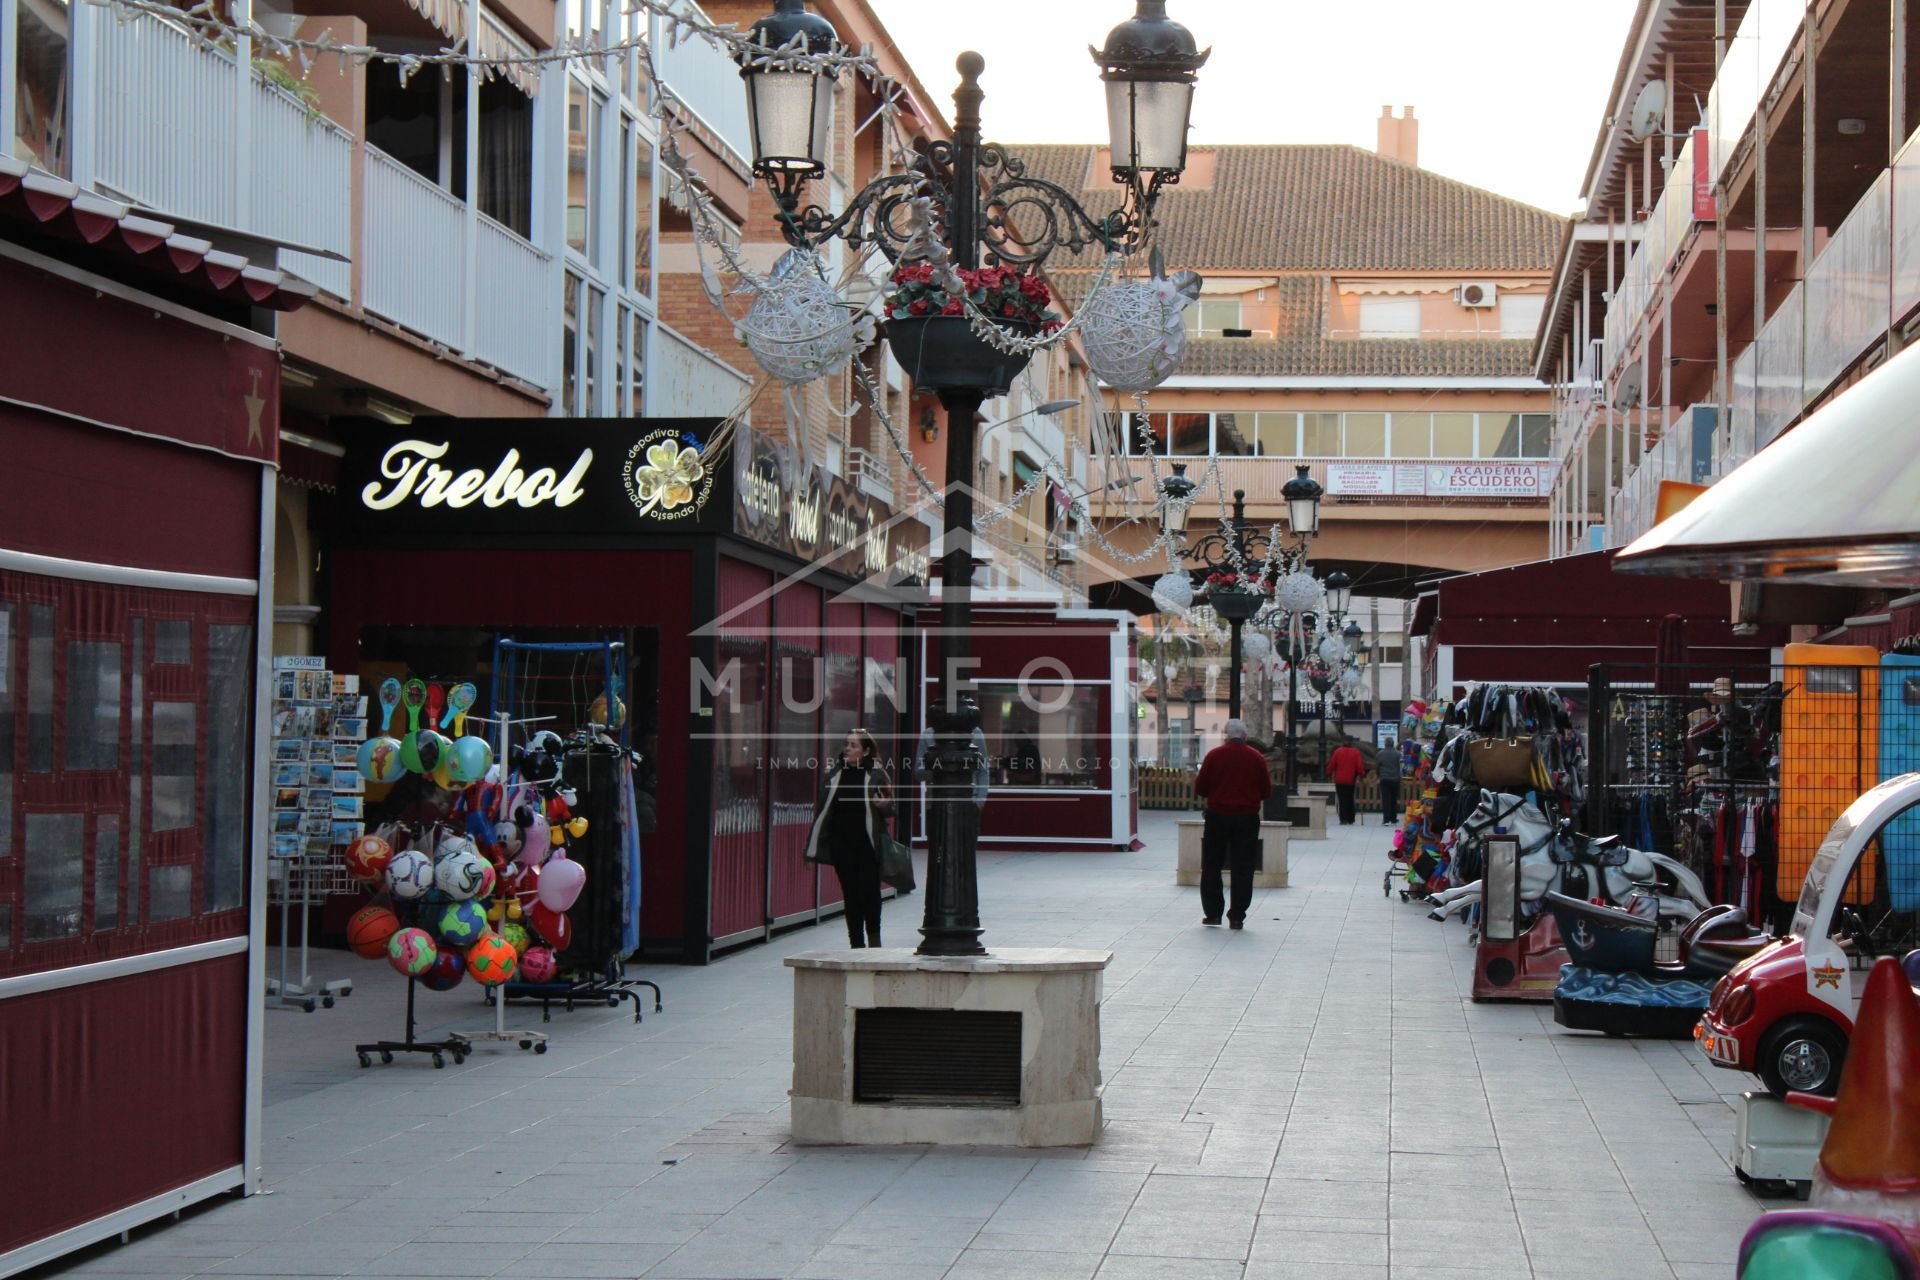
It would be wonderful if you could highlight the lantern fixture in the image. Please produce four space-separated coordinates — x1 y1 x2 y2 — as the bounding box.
1092 1 1210 192
1324 569 1352 621
1282 464 1323 539
1158 461 1196 539
739 0 841 211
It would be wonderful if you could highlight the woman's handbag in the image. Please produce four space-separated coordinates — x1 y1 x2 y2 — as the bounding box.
1466 735 1537 789
880 835 916 893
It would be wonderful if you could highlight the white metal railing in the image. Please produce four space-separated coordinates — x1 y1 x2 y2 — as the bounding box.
362 146 467 348
848 447 894 503
649 322 754 418
653 3 753 166
472 214 554 385
251 80 353 298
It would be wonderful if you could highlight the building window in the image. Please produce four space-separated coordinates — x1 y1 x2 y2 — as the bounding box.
1499 293 1547 340
1488 412 1553 458
1433 413 1475 458
1253 413 1298 457
630 133 655 298
584 284 604 413
562 273 581 414
478 81 534 237
1213 413 1254 456
1389 413 1431 459
1302 413 1341 457
1358 296 1420 338
15 0 71 177
1344 413 1387 458
567 81 597 257
1184 299 1242 338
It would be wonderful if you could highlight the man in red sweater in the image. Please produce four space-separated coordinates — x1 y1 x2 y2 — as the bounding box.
1326 738 1367 826
1193 719 1273 929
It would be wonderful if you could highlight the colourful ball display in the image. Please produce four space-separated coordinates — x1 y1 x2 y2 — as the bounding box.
347 905 400 959
419 949 466 992
498 920 531 955
387 927 438 976
466 935 518 986
436 900 489 947
473 862 498 902
357 736 406 784
385 849 434 900
448 736 494 785
343 834 393 884
401 728 452 775
434 850 490 900
518 945 559 984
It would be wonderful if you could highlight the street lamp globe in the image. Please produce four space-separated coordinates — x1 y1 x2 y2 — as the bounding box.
1324 569 1352 619
1342 619 1364 641
1281 464 1323 538
1093 1 1210 182
739 0 840 193
1158 461 1196 539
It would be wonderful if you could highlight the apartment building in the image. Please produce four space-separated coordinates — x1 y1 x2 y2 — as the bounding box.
1537 0 1920 635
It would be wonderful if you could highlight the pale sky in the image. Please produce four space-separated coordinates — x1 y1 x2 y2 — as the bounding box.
863 0 1640 215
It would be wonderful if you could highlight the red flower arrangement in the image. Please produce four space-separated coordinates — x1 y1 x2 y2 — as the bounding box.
885 263 1062 333
1204 571 1272 594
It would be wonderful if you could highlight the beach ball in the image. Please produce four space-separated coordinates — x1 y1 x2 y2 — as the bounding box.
537 856 586 912
343 834 393 883
401 728 452 775
357 736 406 784
529 904 572 952
419 949 467 992
385 849 434 900
466 935 518 987
436 899 489 947
347 905 401 959
434 849 490 900
449 736 494 786
499 920 531 955
387 927 437 976
519 945 559 984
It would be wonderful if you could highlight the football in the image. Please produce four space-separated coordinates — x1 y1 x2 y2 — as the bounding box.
434 849 490 900
384 850 434 900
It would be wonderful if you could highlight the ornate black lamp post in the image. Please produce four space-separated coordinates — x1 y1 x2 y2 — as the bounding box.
741 0 1206 957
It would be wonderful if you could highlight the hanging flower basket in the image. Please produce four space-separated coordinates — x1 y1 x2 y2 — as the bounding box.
886 316 1038 394
1203 571 1271 622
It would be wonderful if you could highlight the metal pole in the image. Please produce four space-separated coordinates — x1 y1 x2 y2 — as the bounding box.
919 54 992 958
1226 489 1246 722
1285 633 1298 799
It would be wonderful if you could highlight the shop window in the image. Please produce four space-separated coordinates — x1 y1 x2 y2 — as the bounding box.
976 682 1104 789
155 619 191 664
1344 413 1387 458
204 625 252 913
23 811 83 942
64 640 120 772
129 619 143 919
711 634 767 840
0 903 9 948
1253 413 1298 457
1213 413 1254 456
27 603 53 772
151 701 196 831
15 0 71 178
1433 413 1475 458
149 865 192 923
772 642 821 829
1358 296 1419 338
1389 413 1432 459
94 815 120 931
1302 413 1341 457
0 603 12 859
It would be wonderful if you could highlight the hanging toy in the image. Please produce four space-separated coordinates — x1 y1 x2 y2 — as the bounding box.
347 904 401 959
567 817 589 839
434 849 490 900
435 900 489 947
515 807 551 868
357 736 406 784
537 856 586 912
402 728 452 776
529 903 572 952
448 736 494 786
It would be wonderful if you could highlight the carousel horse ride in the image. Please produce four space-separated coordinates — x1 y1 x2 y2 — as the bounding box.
1738 956 1920 1279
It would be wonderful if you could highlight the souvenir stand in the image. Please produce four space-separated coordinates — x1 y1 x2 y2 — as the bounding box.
264 656 359 1011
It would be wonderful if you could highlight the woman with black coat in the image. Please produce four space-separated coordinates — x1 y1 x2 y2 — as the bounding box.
804 728 894 947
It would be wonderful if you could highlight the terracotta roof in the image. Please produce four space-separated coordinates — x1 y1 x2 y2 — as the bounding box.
1015 144 1563 273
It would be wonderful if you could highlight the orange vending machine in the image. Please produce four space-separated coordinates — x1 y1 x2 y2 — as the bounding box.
1778 644 1880 898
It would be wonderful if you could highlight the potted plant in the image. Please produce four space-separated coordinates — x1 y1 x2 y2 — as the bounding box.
1203 570 1271 621
884 263 1061 394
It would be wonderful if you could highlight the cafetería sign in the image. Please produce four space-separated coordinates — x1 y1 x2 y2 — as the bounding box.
731 426 929 586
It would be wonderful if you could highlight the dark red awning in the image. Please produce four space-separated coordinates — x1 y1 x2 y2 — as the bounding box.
0 156 317 312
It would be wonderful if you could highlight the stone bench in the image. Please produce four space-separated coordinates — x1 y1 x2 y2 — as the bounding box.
1175 819 1289 888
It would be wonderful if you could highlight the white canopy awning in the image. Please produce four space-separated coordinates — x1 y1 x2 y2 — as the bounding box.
401 0 541 97
1616 338 1920 587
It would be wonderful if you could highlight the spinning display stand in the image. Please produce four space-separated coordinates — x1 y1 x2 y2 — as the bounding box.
354 976 471 1069
267 853 353 1012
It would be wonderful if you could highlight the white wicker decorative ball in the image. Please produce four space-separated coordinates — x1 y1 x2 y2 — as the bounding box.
1317 635 1348 664
1241 632 1273 663
738 254 867 385
1274 572 1322 614
1151 571 1194 613
1078 279 1193 393
1340 666 1365 695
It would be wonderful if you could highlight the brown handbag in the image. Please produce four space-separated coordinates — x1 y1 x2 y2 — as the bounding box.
1467 735 1537 789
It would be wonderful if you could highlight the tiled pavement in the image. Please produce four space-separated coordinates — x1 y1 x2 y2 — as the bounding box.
41 811 1769 1279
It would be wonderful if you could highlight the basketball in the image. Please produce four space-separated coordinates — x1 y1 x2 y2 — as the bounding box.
466 935 518 986
436 900 489 947
418 949 466 992
347 905 400 959
386 927 438 976
343 834 393 883
518 945 558 984
385 850 434 900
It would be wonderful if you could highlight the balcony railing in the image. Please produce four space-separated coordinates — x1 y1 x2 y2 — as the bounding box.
652 2 753 167
1086 456 1559 514
89 9 555 393
649 322 754 418
1601 133 1704 381
848 447 894 503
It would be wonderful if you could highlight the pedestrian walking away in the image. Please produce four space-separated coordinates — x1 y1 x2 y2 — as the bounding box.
1375 737 1402 825
804 728 894 947
1193 719 1272 929
1327 738 1366 825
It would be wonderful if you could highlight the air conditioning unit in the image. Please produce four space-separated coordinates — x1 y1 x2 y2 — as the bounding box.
1458 281 1499 308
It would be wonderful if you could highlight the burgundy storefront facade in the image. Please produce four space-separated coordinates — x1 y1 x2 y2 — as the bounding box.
327 420 931 963
0 206 304 1271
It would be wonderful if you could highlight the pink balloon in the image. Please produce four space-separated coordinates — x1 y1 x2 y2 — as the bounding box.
514 814 550 867
537 855 586 911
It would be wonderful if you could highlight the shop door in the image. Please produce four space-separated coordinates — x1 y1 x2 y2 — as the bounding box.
709 561 771 945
